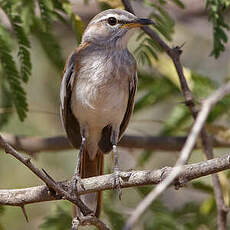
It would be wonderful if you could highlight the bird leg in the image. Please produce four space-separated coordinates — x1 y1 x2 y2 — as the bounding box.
72 136 86 192
111 130 122 199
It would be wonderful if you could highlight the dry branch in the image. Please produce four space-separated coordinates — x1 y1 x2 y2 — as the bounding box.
0 135 92 216
122 0 229 229
2 133 230 154
1 153 230 206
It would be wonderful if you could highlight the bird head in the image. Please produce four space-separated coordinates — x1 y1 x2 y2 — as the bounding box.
82 9 154 49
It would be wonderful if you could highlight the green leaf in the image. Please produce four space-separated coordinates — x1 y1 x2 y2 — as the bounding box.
208 94 230 123
32 19 64 69
0 79 13 128
0 206 5 215
169 0 185 8
0 206 5 230
206 0 230 58
62 2 84 44
39 202 72 230
1 1 32 83
137 150 153 167
200 197 216 215
71 14 84 44
103 190 126 230
161 104 191 135
0 35 28 121
38 0 54 30
135 74 179 112
191 181 214 194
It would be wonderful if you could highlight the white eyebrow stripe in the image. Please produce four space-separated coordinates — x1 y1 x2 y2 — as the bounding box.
93 14 130 24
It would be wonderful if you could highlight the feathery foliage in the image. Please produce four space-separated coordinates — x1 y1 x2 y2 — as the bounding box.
137 186 218 229
103 190 126 230
0 34 28 121
135 72 180 112
2 3 32 83
133 0 178 66
1 0 230 229
0 0 77 123
39 202 72 230
206 0 230 58
0 79 13 128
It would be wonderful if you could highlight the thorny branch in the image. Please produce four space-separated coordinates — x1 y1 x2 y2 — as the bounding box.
124 81 230 230
1 2 229 229
0 134 109 229
1 153 230 206
0 135 92 216
122 0 229 229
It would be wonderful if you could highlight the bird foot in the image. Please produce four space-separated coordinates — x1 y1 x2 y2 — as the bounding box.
71 173 85 194
113 169 122 200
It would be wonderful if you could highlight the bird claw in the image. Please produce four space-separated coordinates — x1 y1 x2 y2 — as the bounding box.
72 173 85 193
113 169 122 200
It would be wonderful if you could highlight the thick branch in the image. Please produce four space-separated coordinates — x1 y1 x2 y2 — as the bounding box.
0 135 92 216
1 153 230 206
2 133 230 154
0 133 187 153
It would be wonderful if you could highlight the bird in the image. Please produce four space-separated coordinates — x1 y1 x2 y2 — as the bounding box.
60 9 153 218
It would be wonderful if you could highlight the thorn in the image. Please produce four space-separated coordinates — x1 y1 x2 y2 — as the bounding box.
179 42 186 49
25 157 31 163
5 150 10 154
20 205 29 223
42 168 56 183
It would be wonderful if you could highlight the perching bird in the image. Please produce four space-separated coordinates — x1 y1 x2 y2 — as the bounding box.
60 9 153 217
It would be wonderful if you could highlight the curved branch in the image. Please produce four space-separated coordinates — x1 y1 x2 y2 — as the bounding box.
1 153 230 206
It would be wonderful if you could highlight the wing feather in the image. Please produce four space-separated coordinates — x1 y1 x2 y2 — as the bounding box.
60 52 81 148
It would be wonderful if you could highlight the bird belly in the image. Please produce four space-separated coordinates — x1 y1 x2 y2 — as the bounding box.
72 79 128 128
71 78 129 159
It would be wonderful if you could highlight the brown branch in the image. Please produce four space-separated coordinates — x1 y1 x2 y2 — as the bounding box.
124 81 230 230
122 1 229 229
143 18 228 230
2 133 230 154
0 133 188 153
0 134 92 216
1 153 230 206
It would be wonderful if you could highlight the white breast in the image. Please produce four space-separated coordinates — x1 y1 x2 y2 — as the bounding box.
70 48 135 159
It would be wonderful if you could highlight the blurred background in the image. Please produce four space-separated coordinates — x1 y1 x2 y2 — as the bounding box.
0 0 230 229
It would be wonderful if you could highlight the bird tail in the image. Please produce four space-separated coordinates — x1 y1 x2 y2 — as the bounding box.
73 148 104 218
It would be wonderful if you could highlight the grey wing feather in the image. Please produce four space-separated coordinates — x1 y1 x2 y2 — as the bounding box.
98 72 137 153
60 52 81 148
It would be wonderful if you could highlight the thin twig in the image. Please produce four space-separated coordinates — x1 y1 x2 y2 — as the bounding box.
1 153 230 206
124 81 230 230
122 0 229 229
0 135 92 216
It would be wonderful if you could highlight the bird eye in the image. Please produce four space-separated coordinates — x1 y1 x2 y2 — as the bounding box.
107 17 117 26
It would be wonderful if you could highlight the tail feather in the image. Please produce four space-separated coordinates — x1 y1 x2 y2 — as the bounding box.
74 148 104 218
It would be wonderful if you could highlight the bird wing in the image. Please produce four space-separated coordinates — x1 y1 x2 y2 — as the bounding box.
60 51 81 148
98 72 137 153
120 72 137 135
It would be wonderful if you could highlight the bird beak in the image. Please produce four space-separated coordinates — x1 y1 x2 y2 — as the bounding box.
120 18 154 29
